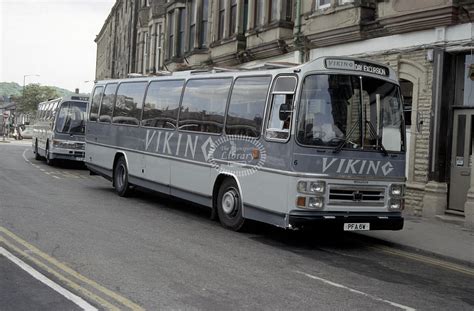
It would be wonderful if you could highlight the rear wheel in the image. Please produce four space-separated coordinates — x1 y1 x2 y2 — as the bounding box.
34 140 41 160
217 178 246 231
114 157 131 197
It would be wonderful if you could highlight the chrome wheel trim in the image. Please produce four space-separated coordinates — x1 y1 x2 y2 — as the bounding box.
221 188 239 216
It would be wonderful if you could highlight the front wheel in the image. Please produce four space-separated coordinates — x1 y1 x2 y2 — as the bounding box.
45 143 55 166
114 157 132 197
217 179 246 231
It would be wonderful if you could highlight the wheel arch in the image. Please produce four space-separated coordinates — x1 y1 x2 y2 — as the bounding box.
112 151 129 186
211 173 244 220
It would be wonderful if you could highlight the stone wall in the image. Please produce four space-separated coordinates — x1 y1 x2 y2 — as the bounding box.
362 50 435 215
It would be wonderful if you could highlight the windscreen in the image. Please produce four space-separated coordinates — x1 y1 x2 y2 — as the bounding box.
55 101 87 134
297 74 404 152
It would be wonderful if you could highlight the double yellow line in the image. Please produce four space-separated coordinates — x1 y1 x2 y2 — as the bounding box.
0 226 144 311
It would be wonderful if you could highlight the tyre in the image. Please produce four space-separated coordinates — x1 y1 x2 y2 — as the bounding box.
113 156 131 197
45 143 55 166
34 140 41 160
217 178 246 231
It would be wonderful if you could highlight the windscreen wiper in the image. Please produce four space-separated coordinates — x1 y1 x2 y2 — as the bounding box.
333 121 358 154
365 120 388 156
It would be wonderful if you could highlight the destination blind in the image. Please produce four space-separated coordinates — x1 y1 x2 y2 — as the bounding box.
325 59 389 77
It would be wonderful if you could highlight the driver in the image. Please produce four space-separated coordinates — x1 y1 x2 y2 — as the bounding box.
313 110 343 142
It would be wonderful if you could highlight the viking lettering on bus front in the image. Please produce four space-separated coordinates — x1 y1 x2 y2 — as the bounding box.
322 157 395 176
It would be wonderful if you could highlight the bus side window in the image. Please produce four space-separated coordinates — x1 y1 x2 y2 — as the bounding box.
112 82 147 126
265 76 297 141
99 84 117 123
226 76 271 137
142 80 184 129
179 78 232 134
89 86 104 122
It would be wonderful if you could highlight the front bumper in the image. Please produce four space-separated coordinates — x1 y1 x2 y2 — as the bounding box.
50 149 85 161
289 211 404 231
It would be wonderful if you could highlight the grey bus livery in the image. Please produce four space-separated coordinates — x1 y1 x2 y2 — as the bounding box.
33 95 89 165
85 57 406 231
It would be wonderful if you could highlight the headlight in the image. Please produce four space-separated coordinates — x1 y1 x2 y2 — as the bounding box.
390 184 404 197
309 181 325 194
297 181 307 193
296 196 325 209
297 180 326 195
308 197 324 209
389 198 404 210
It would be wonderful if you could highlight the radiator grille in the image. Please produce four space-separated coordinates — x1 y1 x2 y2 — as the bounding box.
328 186 385 206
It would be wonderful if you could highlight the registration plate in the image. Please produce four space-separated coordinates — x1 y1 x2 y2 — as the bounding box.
344 223 370 231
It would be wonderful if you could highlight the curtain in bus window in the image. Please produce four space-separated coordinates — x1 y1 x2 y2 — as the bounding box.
142 80 184 128
112 82 147 126
179 78 232 133
226 76 270 137
55 102 87 134
89 86 104 121
99 84 117 123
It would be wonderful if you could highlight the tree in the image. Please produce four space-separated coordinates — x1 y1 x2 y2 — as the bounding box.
16 84 59 113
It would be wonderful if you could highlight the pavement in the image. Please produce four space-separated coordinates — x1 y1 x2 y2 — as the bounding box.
0 137 32 146
361 213 474 267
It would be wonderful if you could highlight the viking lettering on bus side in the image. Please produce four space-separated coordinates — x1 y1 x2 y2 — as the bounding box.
145 129 209 160
322 157 394 176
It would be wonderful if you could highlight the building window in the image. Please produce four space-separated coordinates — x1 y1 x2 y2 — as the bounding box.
177 9 186 57
168 12 174 58
200 0 209 48
316 0 331 10
156 24 162 70
188 0 196 51
285 0 293 22
269 0 279 22
255 0 264 27
243 0 249 33
400 79 413 127
143 32 148 73
218 0 225 40
339 0 354 5
229 0 237 36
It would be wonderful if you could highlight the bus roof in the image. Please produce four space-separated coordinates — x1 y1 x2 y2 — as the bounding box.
95 56 399 85
38 94 90 106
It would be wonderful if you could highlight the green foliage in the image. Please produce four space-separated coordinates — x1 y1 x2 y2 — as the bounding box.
16 84 59 113
0 82 22 97
0 82 74 113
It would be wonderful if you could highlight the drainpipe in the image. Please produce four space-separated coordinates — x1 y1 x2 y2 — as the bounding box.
293 0 304 64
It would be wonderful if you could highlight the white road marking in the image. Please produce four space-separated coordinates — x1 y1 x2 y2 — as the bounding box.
295 270 416 311
22 149 31 163
0 247 98 311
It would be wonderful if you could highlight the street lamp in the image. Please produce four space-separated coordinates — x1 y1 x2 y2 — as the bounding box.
21 74 40 128
23 74 40 94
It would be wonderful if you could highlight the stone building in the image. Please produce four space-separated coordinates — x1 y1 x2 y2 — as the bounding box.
95 0 474 227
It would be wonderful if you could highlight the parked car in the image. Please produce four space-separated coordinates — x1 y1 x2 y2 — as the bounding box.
20 125 33 139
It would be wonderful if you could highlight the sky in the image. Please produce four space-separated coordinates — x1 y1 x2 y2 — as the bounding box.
0 0 116 93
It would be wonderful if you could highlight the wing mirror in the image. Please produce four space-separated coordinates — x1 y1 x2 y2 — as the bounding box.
279 103 292 121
